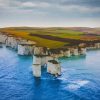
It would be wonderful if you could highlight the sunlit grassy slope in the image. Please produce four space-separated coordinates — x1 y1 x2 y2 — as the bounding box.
0 27 100 48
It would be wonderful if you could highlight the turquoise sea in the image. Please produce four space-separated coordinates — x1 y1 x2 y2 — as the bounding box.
0 46 100 100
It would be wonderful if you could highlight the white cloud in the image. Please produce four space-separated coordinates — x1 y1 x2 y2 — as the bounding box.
0 0 99 13
21 1 50 8
0 0 21 9
0 0 51 13
21 2 37 8
0 0 100 27
58 5 100 13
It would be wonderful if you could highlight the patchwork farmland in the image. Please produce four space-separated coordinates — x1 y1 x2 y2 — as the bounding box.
0 27 100 48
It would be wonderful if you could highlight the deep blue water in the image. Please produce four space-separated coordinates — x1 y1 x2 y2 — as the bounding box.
0 46 100 100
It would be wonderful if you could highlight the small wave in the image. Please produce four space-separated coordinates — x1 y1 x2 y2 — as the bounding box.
62 68 76 72
67 80 89 90
62 68 68 72
57 77 67 81
41 77 57 81
0 74 7 79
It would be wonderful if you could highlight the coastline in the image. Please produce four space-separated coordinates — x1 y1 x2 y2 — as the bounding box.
0 31 100 77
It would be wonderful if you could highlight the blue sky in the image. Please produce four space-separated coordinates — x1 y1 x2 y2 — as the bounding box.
0 0 100 27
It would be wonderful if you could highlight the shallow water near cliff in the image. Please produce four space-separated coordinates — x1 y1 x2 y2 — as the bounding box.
0 46 100 100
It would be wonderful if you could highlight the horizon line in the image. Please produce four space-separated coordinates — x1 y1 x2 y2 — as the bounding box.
0 26 99 28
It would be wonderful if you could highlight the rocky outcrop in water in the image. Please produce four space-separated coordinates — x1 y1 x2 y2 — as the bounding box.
0 32 100 77
47 60 61 76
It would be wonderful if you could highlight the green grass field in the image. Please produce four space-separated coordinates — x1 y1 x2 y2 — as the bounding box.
0 27 100 48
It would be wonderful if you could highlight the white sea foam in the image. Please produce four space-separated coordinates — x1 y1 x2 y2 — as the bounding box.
67 80 89 90
67 84 80 90
62 68 67 72
74 80 89 86
57 77 67 81
62 68 76 73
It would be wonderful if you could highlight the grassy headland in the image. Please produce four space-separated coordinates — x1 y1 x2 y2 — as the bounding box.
0 27 100 48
